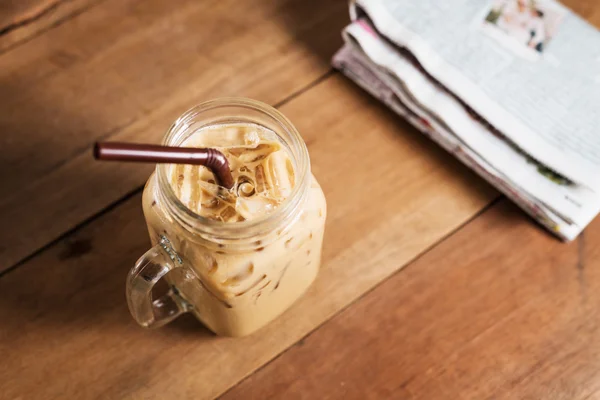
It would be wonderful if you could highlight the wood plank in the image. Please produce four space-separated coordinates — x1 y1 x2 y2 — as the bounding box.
0 0 100 52
0 75 496 400
0 0 348 270
562 0 600 26
223 199 600 400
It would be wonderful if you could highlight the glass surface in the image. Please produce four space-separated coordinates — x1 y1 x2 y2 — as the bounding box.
126 98 327 337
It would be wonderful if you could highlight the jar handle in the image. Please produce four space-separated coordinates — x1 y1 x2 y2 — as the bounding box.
126 237 191 328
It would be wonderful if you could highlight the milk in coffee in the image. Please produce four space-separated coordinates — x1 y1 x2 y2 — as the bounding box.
141 122 326 336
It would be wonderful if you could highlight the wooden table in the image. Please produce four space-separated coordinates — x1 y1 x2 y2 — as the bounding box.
2 1 599 399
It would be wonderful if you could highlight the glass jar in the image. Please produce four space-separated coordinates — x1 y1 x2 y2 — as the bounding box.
126 98 327 337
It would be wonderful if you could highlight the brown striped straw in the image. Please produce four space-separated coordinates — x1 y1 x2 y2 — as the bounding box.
94 142 234 189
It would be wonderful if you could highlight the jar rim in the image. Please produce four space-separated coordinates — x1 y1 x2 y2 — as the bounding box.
155 97 310 241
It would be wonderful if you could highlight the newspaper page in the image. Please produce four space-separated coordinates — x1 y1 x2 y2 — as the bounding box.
343 19 600 229
333 44 581 239
352 0 600 190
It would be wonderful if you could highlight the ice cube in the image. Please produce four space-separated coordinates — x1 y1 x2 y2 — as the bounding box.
183 124 260 149
265 151 294 199
228 143 281 164
254 164 270 194
235 195 279 220
218 206 241 222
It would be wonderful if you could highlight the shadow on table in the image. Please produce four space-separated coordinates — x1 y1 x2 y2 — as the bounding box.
272 0 348 64
0 197 215 346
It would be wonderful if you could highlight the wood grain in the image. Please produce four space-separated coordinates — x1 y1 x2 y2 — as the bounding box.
0 0 347 270
223 200 600 400
0 75 495 400
562 0 600 25
0 0 100 52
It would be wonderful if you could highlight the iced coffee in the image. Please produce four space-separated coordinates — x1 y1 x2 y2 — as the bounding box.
140 121 326 336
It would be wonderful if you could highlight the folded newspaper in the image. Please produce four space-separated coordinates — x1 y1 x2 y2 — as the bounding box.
333 0 600 240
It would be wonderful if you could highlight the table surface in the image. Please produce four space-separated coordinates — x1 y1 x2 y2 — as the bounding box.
2 1 600 399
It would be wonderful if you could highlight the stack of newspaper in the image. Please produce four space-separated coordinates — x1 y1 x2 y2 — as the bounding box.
333 0 600 240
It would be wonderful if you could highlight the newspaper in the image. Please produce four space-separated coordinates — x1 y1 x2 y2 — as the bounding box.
333 0 600 240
